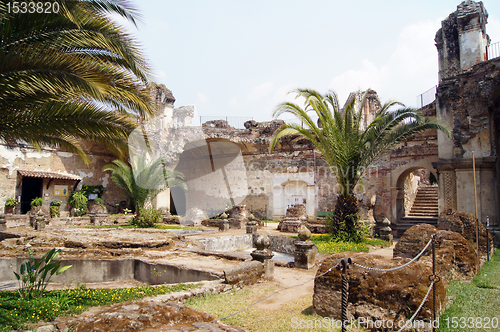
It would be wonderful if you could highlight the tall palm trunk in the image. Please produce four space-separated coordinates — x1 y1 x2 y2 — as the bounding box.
330 194 360 241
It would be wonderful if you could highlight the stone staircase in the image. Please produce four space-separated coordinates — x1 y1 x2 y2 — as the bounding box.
396 185 439 236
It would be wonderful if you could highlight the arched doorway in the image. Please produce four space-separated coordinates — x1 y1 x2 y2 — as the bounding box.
394 167 439 233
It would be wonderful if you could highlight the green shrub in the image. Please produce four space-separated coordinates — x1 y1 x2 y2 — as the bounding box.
50 200 62 207
326 214 369 243
94 197 105 207
68 191 88 216
5 197 18 208
30 197 43 207
130 208 162 228
49 206 60 218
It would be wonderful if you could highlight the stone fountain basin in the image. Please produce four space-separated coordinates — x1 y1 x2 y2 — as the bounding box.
192 234 296 263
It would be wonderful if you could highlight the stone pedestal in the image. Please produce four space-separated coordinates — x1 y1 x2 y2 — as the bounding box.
294 225 316 269
279 204 308 233
219 220 230 232
279 220 303 233
294 241 316 269
246 221 257 234
378 218 393 244
34 214 45 230
251 234 274 278
0 214 6 231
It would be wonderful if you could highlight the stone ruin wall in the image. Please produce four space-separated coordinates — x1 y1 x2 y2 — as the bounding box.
0 143 128 215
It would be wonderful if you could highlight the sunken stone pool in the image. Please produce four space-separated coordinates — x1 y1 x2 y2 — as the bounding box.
0 257 220 287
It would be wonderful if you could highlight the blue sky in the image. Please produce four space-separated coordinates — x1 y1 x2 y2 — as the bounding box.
123 0 500 122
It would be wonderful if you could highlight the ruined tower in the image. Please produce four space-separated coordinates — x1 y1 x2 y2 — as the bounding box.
435 0 490 81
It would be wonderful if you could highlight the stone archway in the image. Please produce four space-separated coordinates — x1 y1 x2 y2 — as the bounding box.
391 160 439 231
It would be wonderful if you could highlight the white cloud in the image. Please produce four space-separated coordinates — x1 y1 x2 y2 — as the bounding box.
247 82 274 101
328 59 381 103
197 92 209 103
328 19 441 107
154 70 167 81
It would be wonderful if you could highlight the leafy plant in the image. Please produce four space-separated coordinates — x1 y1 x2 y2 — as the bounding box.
50 200 62 207
103 154 186 213
81 185 104 198
49 206 60 218
30 197 43 207
13 248 72 302
94 197 105 208
68 191 88 216
0 0 153 164
327 212 370 243
130 208 162 228
5 197 18 208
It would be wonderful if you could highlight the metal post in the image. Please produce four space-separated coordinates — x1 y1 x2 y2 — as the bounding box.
432 234 436 332
487 228 490 262
337 257 351 332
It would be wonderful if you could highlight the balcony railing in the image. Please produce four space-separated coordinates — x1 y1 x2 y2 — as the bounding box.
487 41 500 60
416 85 437 108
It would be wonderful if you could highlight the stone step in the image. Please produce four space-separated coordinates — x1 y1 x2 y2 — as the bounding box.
414 193 438 198
407 186 439 219
411 201 438 205
412 205 438 209
396 217 438 236
409 209 438 213
411 205 438 210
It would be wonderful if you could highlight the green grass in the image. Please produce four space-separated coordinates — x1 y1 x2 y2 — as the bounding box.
186 286 342 332
291 234 389 254
437 248 500 332
0 283 198 331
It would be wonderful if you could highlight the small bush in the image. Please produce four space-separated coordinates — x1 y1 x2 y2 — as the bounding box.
130 208 162 227
49 206 60 218
30 197 43 207
327 214 369 243
68 191 88 216
5 197 18 208
50 200 62 207
94 197 105 207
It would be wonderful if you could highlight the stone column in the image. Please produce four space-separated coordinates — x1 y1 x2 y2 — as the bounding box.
246 221 257 234
0 214 6 231
35 212 45 230
294 226 316 269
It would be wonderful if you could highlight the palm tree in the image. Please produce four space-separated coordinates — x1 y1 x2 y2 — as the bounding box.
270 88 451 241
103 155 187 213
0 0 153 163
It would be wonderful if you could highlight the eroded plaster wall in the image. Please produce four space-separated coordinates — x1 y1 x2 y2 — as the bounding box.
0 144 127 214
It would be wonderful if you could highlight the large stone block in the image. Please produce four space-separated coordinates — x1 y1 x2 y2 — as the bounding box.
437 209 494 255
393 223 437 258
394 223 478 285
313 253 446 325
224 261 264 285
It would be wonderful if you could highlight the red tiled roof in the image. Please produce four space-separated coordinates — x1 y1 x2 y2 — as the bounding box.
17 170 82 181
